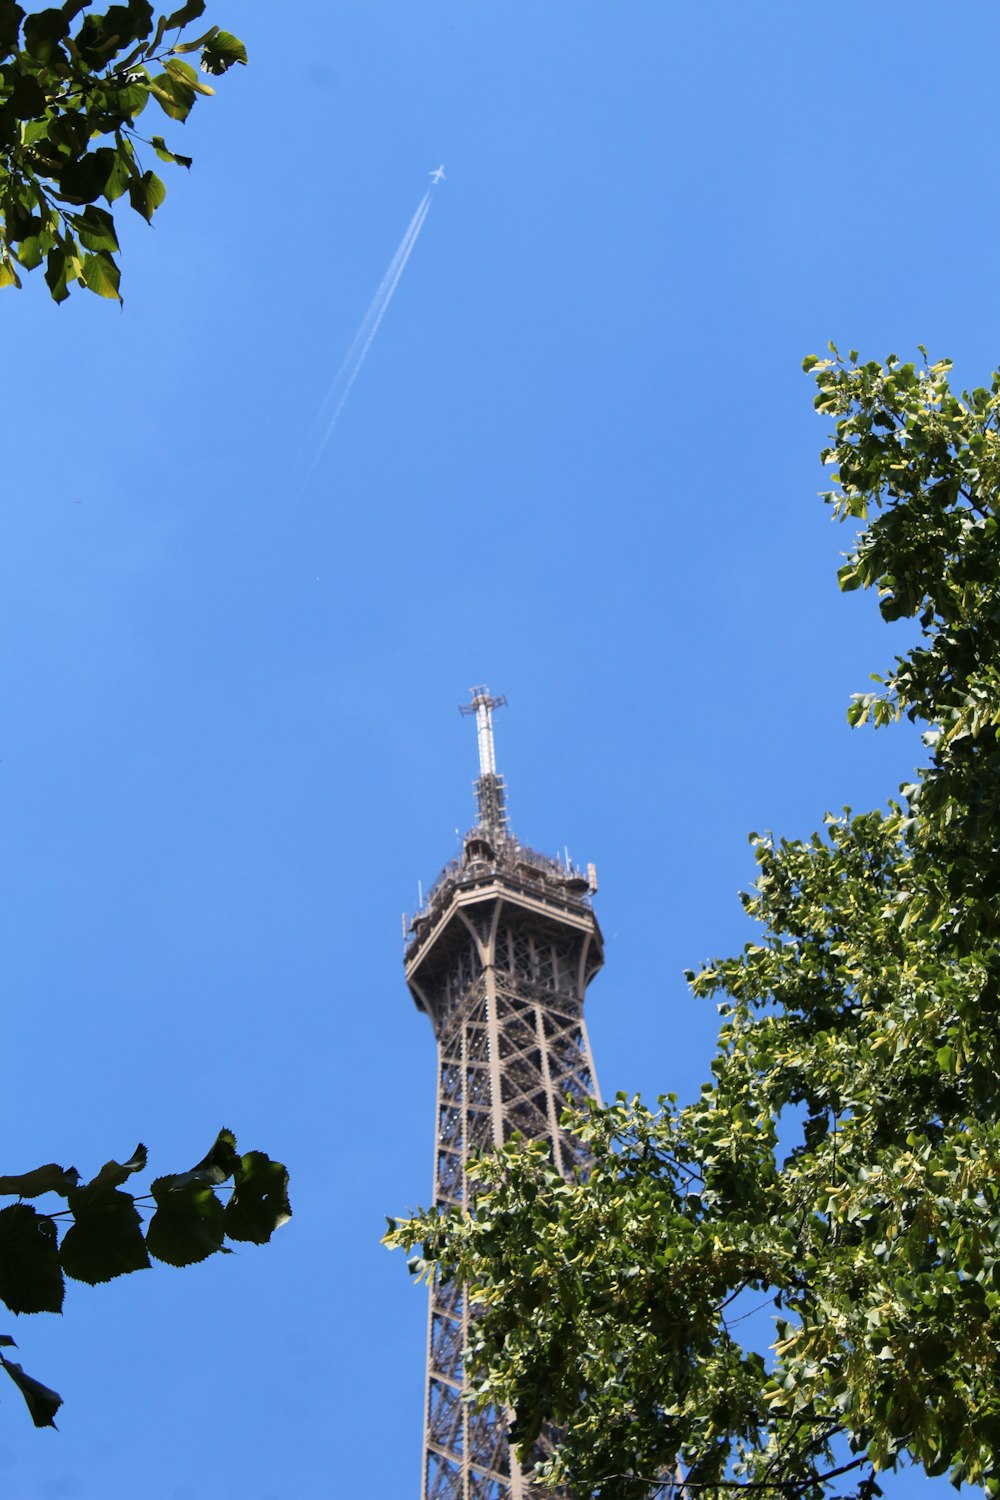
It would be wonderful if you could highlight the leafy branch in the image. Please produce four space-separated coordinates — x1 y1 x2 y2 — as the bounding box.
0 1129 290 1426
0 0 247 301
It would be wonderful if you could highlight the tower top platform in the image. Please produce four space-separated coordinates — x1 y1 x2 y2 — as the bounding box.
404 687 601 998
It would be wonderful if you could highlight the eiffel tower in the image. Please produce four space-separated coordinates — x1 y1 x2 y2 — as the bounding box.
404 689 605 1500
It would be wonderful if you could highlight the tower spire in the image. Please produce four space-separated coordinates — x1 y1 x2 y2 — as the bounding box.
459 686 509 836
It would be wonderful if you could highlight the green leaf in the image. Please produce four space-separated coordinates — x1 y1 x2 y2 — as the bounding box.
162 0 205 28
80 249 122 300
163 54 213 94
73 204 120 253
60 1188 150 1284
127 169 165 223
225 1152 292 1244
106 78 150 119
148 69 194 120
0 1164 78 1199
199 28 245 75
0 1355 62 1428
0 1205 64 1314
22 5 68 62
169 21 215 52
0 259 23 290
150 134 192 168
44 246 71 302
104 146 134 204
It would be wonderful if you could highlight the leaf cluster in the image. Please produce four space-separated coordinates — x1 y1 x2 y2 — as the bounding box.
0 0 246 300
387 353 1000 1498
0 1129 290 1427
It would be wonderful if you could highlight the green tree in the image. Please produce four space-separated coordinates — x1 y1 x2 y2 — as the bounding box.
0 1129 290 1426
387 350 1000 1499
0 0 246 302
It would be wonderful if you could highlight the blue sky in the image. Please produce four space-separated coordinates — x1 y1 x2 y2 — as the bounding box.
4 2 1000 1496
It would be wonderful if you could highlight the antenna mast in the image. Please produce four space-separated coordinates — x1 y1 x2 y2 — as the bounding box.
459 686 510 836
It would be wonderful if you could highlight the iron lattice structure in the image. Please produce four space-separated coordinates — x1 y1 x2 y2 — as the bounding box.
404 690 604 1500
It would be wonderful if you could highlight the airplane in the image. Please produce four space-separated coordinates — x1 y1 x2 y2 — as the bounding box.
430 165 446 184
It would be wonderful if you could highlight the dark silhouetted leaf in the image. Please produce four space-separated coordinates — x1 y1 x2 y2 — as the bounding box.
75 1145 147 1200
101 1 153 47
225 1152 292 1244
163 0 205 28
0 1165 78 1200
0 0 25 51
61 1188 149 1284
146 1179 223 1267
189 1128 239 1186
9 75 46 118
44 246 70 303
47 111 91 155
58 147 118 204
22 5 68 62
0 1205 63 1314
74 1 153 64
1 1355 62 1428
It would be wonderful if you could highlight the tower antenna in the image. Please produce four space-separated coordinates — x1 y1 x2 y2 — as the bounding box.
459 686 509 835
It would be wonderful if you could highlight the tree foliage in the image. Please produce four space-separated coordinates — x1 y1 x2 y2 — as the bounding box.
0 1129 290 1427
0 0 246 301
387 350 1000 1498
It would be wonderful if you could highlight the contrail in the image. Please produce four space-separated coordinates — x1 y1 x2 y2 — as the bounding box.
306 190 434 474
310 191 430 440
318 194 431 440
